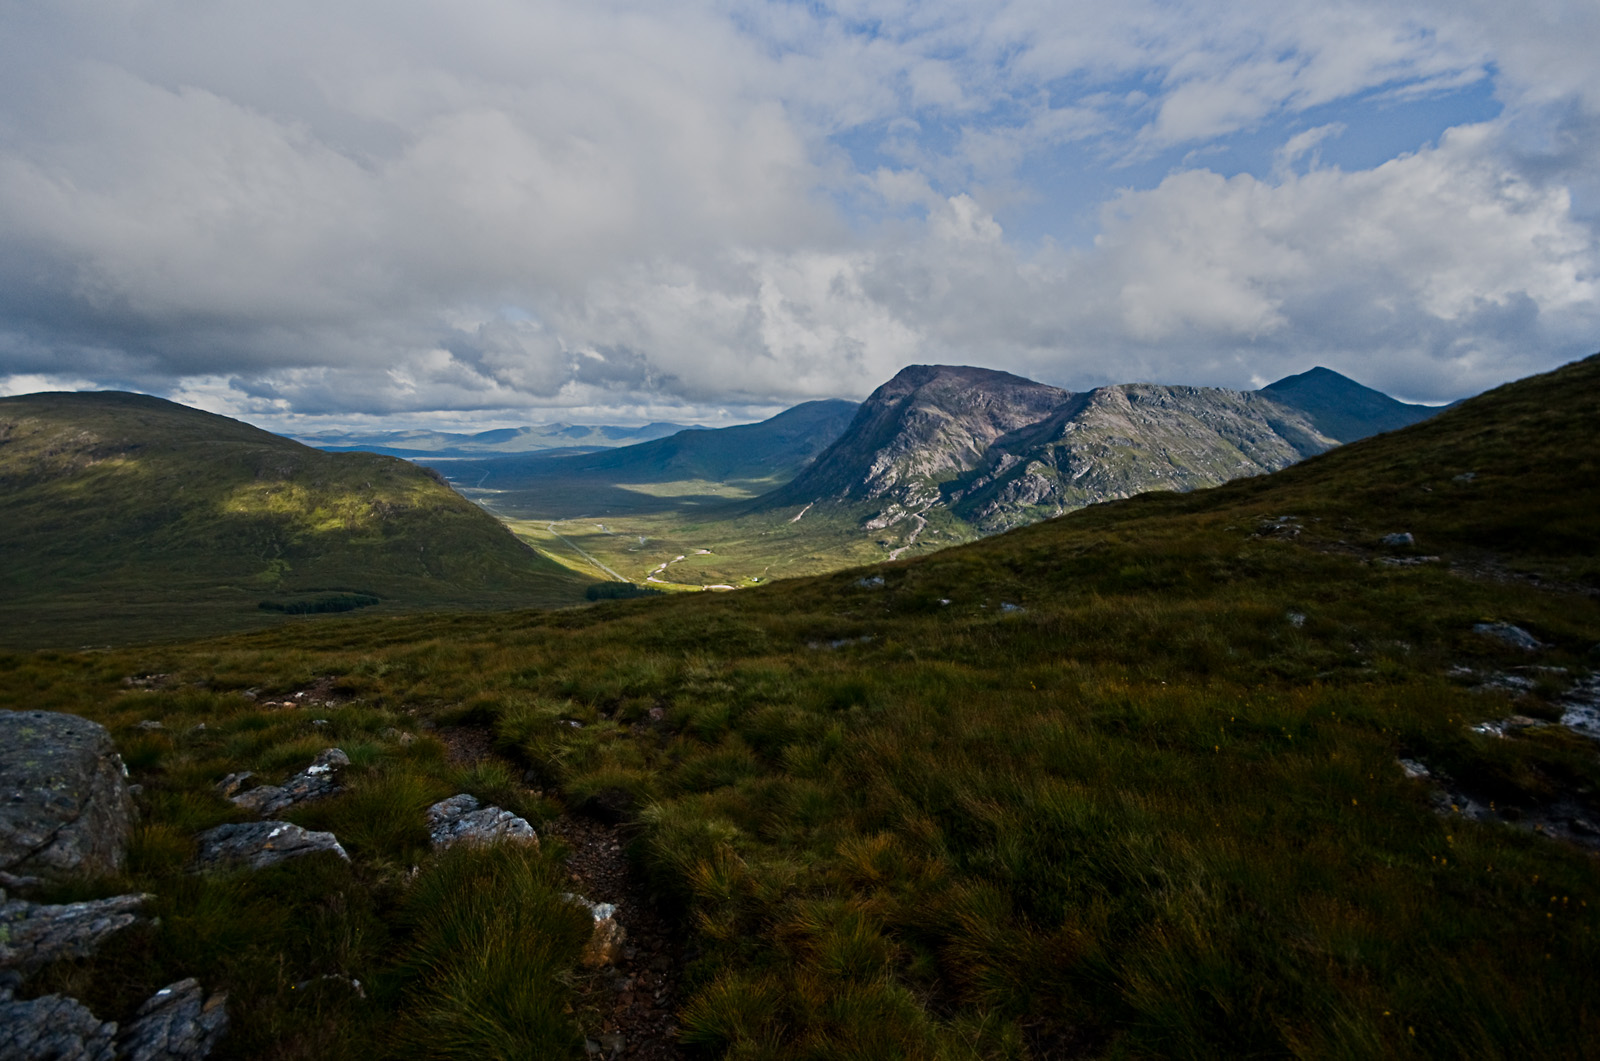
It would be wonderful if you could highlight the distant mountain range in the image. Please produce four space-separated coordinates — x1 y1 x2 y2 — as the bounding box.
760 364 1442 534
443 399 860 493
296 420 695 458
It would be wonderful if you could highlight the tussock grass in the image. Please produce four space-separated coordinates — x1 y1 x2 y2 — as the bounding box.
386 844 589 1060
4 354 1599 1056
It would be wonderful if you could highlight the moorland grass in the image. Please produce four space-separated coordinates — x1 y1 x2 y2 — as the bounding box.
2 355 1598 1057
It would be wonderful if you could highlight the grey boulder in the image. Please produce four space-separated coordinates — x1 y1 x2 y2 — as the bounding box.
117 978 229 1061
425 794 538 851
227 748 349 816
1473 622 1545 651
0 711 134 882
0 890 150 975
191 822 348 873
0 974 118 1061
0 973 227 1061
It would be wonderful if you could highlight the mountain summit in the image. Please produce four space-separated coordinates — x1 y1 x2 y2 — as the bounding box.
1260 366 1441 442
757 363 1436 540
766 366 1070 512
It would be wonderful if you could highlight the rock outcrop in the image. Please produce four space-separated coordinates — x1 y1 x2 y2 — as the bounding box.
754 364 1368 537
0 711 134 881
0 890 151 974
425 794 538 851
0 973 227 1061
191 822 348 873
0 973 118 1061
116 978 229 1061
224 748 349 815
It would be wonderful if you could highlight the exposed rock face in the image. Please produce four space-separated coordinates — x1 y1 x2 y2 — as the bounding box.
117 978 229 1061
769 366 1071 513
191 822 348 873
0 973 226 1061
0 974 118 1061
757 364 1357 538
953 384 1336 531
754 362 1446 548
0 711 134 882
425 794 538 851
227 748 349 815
0 890 150 974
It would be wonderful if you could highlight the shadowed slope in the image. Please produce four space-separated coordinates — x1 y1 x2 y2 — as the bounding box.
0 391 587 647
1261 365 1442 442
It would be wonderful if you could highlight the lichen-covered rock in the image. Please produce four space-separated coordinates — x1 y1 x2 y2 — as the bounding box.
228 748 349 815
425 794 538 851
117 978 229 1061
563 893 626 968
190 822 348 873
0 711 133 882
0 973 118 1061
0 890 150 974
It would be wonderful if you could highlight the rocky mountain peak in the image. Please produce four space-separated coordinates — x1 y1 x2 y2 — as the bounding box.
765 365 1072 509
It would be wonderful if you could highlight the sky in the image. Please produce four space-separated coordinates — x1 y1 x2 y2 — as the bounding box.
1 0 1597 432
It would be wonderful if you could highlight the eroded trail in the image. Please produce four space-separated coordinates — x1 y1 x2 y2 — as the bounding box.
551 815 688 1060
436 724 687 1059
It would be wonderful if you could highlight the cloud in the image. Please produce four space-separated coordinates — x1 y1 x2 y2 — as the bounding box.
0 0 1595 426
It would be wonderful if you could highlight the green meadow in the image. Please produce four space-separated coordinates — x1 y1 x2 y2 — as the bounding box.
4 355 1598 1057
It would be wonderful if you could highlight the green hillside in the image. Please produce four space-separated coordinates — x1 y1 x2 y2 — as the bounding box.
0 391 588 647
5 354 1597 1058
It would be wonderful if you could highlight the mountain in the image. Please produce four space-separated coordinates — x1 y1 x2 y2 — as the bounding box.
19 355 1597 1058
0 391 588 647
764 367 1068 510
755 364 1433 538
449 399 858 489
297 420 692 458
950 383 1337 531
1260 365 1441 442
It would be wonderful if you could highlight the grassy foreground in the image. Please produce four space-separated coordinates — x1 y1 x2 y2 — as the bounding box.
4 355 1599 1057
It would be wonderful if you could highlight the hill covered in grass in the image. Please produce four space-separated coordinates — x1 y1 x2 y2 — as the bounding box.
0 391 588 647
5 354 1596 1057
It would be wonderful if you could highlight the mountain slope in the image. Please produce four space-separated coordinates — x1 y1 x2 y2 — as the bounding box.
951 383 1337 531
764 366 1070 510
21 355 1598 1058
758 365 1348 537
0 391 588 647
450 399 859 492
298 420 691 457
1260 365 1440 442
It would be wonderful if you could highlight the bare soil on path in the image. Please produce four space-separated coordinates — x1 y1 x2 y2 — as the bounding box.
435 724 688 1060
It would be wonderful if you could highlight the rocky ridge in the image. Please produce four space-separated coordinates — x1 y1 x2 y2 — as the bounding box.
759 363 1436 539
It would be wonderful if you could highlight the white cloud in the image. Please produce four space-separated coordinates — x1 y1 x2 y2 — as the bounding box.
0 0 1595 423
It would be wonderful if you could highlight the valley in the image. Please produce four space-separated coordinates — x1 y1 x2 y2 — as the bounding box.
1 353 1596 1058
430 363 1444 590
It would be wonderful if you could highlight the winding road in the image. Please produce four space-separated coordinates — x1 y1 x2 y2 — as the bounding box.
545 522 629 582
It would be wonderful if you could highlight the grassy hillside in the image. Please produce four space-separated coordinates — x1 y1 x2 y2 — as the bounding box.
4 355 1597 1058
0 392 588 648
